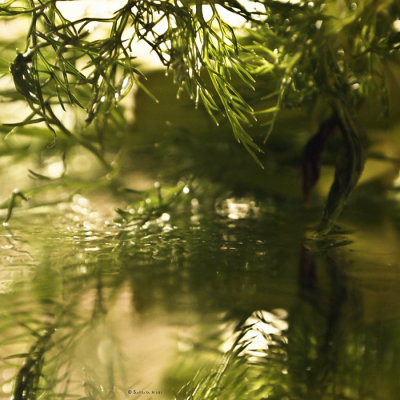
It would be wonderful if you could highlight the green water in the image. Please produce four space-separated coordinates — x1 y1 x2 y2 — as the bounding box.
1 188 400 400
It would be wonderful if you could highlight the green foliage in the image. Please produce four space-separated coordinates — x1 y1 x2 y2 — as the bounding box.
0 0 263 162
0 0 400 231
243 0 400 232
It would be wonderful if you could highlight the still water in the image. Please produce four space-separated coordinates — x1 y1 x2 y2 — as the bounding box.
1 188 400 400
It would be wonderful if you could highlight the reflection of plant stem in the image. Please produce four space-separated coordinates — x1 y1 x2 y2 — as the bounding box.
11 327 55 400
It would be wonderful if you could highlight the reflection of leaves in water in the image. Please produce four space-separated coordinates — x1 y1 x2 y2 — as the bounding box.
0 220 124 399
7 327 54 400
2 198 400 399
0 196 281 399
175 310 289 400
169 238 400 400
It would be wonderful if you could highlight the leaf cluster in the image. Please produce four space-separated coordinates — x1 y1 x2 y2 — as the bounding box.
0 1 266 165
1 0 399 154
246 0 400 135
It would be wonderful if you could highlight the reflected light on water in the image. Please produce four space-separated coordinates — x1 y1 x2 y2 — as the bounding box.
216 197 260 220
240 310 289 359
220 309 289 359
84 246 100 252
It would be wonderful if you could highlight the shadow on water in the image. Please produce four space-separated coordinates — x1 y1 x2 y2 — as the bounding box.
1 193 400 399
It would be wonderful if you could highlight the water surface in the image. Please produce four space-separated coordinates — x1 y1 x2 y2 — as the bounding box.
1 190 400 400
